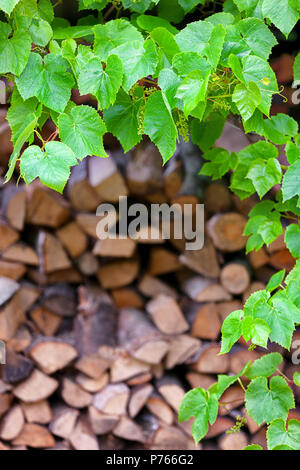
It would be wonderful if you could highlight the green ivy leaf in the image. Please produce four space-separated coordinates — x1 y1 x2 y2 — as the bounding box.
232 82 261 121
245 376 295 426
247 158 282 198
144 91 178 163
78 55 123 110
262 0 300 36
191 112 226 152
282 160 300 202
150 27 180 63
178 0 204 13
220 310 244 354
294 372 300 387
113 39 158 92
243 444 263 450
103 89 142 152
266 269 286 292
0 0 20 15
285 224 300 258
20 141 78 193
16 52 74 113
242 55 278 116
175 20 213 55
200 148 232 180
176 70 206 117
267 419 300 450
0 22 31 76
294 52 300 81
204 24 226 69
158 68 181 109
173 52 211 77
58 105 107 160
121 0 152 13
263 114 299 145
94 19 143 60
246 353 283 379
137 15 178 35
29 18 53 47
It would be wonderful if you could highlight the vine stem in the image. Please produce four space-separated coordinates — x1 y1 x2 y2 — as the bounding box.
276 368 293 385
237 377 247 393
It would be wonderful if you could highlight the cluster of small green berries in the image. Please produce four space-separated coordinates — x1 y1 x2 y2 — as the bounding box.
226 416 247 434
175 110 190 142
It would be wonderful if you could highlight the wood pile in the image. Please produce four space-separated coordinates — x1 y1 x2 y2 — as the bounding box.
0 137 298 451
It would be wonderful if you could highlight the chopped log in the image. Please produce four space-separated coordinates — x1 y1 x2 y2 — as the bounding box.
131 225 164 244
69 416 99 450
110 356 151 383
219 385 245 415
127 372 153 386
2 243 39 266
181 276 232 302
186 372 216 390
49 405 79 439
148 247 181 276
30 306 62 336
88 406 119 435
192 345 230 374
230 348 261 375
118 308 169 364
165 335 201 369
93 383 130 415
129 383 154 420
216 300 243 322
146 295 189 335
75 355 110 380
266 233 286 253
0 441 10 450
220 263 250 295
26 187 70 228
41 284 76 317
0 394 13 419
67 160 101 212
13 369 58 403
97 258 139 289
0 277 19 306
191 303 221 340
179 238 220 279
243 281 266 304
138 274 178 299
6 326 32 353
1 185 26 231
76 372 109 393
57 222 88 258
156 376 186 412
250 426 267 450
243 407 260 434
76 213 101 238
0 260 26 281
126 142 164 195
111 288 143 309
248 248 269 269
206 417 234 439
164 159 183 200
37 231 71 273
150 424 188 450
61 378 92 409
77 252 99 276
146 395 174 425
0 405 24 441
29 339 77 374
207 213 247 252
93 237 136 258
22 400 52 424
219 431 248 450
113 416 145 443
269 249 295 271
12 423 55 448
0 220 19 252
3 350 34 384
0 283 40 341
204 183 232 213
75 285 117 356
89 155 128 202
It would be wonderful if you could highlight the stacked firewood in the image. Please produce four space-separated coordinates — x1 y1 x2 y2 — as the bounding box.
0 137 299 451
